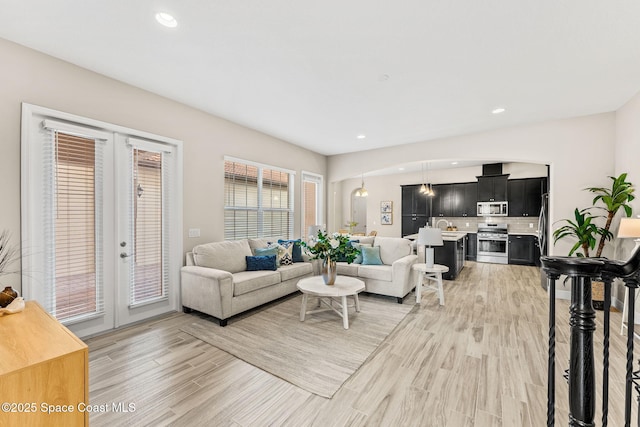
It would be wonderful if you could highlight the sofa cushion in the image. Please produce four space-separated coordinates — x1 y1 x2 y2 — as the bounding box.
233 270 281 296
336 262 359 276
357 236 376 246
246 255 277 271
193 239 253 273
248 238 272 251
362 246 384 265
374 237 412 265
278 262 313 281
352 242 372 264
358 265 393 282
278 239 304 263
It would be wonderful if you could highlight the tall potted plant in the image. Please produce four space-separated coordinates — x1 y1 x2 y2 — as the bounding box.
553 173 635 309
586 173 635 257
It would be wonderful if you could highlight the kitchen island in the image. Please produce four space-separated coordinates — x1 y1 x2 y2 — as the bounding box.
434 231 466 280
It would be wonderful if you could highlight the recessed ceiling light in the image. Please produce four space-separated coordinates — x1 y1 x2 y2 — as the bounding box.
398 167 405 171
451 162 459 165
357 134 366 140
492 107 506 114
155 12 178 28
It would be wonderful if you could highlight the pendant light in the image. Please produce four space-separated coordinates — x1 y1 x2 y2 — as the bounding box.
355 173 368 197
426 163 435 197
419 163 428 194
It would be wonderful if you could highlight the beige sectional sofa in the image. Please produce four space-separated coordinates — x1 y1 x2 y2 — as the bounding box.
336 236 418 303
181 238 313 326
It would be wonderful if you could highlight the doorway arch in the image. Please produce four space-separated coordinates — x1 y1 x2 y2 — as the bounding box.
350 189 367 234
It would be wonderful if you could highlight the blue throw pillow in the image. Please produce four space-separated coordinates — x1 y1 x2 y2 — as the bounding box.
352 242 371 264
278 239 304 262
246 255 277 271
361 246 383 265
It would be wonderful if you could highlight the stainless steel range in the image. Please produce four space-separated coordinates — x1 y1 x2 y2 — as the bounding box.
477 223 508 264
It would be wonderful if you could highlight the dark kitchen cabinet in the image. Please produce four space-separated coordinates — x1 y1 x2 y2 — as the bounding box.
454 182 478 217
466 233 477 261
477 175 508 202
401 185 430 237
434 237 465 280
508 178 547 217
432 182 477 217
402 215 428 237
431 184 453 217
508 234 539 265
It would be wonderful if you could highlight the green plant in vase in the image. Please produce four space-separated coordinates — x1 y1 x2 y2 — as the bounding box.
300 230 360 285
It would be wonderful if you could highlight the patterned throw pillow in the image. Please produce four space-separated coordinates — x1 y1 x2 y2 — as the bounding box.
277 242 294 266
277 239 304 262
267 242 293 266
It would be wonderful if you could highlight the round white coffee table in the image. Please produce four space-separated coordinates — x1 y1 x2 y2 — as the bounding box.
412 263 449 305
297 276 365 329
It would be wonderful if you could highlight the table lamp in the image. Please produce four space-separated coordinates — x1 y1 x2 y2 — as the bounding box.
617 217 640 254
417 227 444 268
308 225 324 243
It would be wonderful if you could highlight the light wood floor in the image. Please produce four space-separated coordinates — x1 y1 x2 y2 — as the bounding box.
85 262 637 426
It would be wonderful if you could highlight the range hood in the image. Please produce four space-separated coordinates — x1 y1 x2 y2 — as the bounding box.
478 163 509 178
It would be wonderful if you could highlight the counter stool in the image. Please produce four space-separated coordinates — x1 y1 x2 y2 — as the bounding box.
412 263 449 305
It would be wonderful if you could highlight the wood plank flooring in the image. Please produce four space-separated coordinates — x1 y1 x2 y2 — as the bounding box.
85 262 637 426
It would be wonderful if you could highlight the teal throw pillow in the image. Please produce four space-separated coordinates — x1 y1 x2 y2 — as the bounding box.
353 243 373 264
254 247 279 265
361 246 383 265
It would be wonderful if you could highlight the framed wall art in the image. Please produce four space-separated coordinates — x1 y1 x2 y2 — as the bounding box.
380 201 393 213
381 213 393 225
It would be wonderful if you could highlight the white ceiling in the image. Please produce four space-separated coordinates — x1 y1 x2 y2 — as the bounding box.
1 1 640 156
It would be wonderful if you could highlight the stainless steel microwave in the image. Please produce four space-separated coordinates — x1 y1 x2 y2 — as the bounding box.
477 201 508 216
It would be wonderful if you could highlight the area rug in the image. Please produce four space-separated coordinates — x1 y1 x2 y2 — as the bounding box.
180 293 414 398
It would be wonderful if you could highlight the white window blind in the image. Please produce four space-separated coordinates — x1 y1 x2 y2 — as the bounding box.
224 159 294 240
43 129 104 322
127 142 172 307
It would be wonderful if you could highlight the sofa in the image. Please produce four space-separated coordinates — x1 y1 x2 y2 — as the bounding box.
336 236 418 303
181 238 313 326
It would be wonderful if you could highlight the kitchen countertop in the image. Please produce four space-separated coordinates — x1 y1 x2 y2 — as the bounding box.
404 231 467 241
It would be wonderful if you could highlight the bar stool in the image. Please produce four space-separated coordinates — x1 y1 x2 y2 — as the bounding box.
412 263 449 305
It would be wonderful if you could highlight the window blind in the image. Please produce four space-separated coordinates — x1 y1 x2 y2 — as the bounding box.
128 146 171 307
43 130 104 322
224 159 293 240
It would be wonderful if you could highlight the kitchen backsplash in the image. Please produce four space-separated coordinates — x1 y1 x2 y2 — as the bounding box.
430 216 539 234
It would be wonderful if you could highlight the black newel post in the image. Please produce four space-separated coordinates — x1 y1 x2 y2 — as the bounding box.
542 257 605 427
547 270 560 427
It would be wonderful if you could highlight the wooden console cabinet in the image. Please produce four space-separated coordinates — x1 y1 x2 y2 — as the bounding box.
0 301 88 426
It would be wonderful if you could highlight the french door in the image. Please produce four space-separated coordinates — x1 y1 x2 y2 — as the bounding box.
21 104 182 338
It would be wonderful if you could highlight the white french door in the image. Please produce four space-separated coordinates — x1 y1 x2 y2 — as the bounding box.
116 137 175 326
21 104 182 338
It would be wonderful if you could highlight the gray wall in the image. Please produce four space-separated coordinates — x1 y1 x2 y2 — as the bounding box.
0 38 327 292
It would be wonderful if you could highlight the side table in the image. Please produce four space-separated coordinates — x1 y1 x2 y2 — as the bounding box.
412 263 449 305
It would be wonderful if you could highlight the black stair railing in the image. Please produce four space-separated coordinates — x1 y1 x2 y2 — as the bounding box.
542 245 640 427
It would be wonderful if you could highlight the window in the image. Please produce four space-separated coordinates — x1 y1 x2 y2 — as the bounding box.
301 172 323 238
224 158 294 240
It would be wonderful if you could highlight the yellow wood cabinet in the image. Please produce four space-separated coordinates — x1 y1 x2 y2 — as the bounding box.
0 301 88 426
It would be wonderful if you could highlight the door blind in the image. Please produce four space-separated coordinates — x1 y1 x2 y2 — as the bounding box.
45 130 104 322
128 147 170 306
